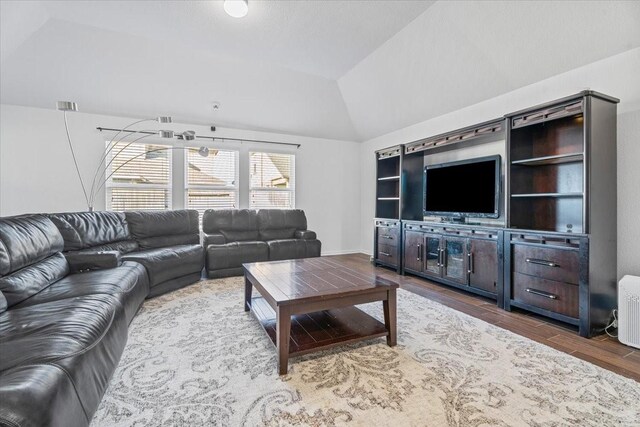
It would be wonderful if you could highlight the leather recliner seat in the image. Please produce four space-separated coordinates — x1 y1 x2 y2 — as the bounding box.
203 209 321 278
49 210 204 298
121 210 204 297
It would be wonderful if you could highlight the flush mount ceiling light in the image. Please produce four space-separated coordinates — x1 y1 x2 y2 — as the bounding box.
224 0 248 18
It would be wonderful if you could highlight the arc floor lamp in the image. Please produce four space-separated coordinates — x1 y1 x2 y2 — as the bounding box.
57 101 209 212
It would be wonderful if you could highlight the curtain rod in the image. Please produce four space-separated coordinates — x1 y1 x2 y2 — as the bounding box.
96 127 301 148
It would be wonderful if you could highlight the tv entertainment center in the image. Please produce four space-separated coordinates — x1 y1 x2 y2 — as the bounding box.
373 91 619 337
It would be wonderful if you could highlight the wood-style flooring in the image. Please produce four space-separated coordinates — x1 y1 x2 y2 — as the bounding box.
326 253 640 383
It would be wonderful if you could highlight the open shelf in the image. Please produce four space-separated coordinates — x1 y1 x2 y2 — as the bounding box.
376 149 402 219
377 156 400 178
510 114 584 162
509 112 585 233
511 193 583 198
511 152 583 166
250 297 388 357
510 189 583 233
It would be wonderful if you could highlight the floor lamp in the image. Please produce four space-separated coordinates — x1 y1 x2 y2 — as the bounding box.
57 101 209 212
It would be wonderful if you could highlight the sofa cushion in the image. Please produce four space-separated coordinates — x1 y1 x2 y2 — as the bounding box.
203 209 259 242
13 261 148 324
0 214 64 276
0 294 123 370
0 364 88 427
266 239 321 261
0 253 69 308
257 209 308 241
122 245 203 287
206 241 268 271
48 211 135 253
125 210 200 249
0 294 128 418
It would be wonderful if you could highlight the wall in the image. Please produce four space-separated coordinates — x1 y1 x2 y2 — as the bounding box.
359 49 640 278
0 104 362 255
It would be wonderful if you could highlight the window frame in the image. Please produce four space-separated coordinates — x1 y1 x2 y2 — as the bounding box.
105 140 173 211
249 150 296 209
183 146 240 214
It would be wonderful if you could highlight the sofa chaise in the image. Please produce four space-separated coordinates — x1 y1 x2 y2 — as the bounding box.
203 209 321 278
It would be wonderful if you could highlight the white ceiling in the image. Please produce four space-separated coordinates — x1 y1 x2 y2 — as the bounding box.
37 0 435 80
1 1 639 142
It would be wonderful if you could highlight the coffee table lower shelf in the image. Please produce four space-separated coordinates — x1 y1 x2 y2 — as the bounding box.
249 297 389 357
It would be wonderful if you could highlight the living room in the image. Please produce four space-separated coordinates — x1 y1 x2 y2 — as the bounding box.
1 1 639 426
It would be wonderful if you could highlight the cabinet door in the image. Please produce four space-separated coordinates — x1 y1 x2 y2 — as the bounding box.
468 239 498 293
423 234 442 278
403 231 424 273
442 237 468 284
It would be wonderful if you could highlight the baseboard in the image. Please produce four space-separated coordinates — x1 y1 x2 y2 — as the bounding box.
321 249 366 256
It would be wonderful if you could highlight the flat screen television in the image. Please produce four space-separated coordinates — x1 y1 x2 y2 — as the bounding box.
424 155 501 219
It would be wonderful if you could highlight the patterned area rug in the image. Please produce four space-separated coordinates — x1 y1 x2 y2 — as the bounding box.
92 277 640 426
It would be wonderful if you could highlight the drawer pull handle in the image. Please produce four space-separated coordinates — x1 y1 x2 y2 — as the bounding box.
417 244 421 261
380 252 391 257
382 235 394 240
525 288 558 300
468 252 474 274
526 258 558 267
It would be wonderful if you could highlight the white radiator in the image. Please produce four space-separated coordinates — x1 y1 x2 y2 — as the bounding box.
619 275 640 349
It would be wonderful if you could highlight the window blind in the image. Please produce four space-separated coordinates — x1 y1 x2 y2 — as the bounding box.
249 152 295 209
185 148 238 219
106 141 172 211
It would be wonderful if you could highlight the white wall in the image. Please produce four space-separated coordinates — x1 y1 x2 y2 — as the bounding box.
359 49 640 278
0 104 362 255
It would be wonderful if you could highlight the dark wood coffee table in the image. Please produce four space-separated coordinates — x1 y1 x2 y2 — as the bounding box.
243 257 398 375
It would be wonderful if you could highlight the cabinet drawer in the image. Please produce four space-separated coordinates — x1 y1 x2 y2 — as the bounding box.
512 272 578 318
377 227 399 247
513 245 579 285
376 243 398 266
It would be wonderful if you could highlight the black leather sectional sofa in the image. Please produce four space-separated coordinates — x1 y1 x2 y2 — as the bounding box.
203 209 321 278
0 208 321 426
0 210 204 427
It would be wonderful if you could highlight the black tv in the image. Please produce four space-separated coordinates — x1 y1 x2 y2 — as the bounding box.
423 155 501 219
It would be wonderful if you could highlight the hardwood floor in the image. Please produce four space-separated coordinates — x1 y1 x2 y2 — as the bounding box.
326 253 640 383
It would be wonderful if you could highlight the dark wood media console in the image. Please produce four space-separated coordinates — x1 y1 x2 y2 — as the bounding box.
373 91 619 337
402 221 504 306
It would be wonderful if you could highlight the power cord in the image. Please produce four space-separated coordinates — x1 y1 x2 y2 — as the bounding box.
604 309 618 338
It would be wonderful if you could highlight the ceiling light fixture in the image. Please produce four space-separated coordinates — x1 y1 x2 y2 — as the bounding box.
224 0 248 18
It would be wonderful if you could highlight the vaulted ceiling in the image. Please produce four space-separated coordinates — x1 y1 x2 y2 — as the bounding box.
1 1 639 142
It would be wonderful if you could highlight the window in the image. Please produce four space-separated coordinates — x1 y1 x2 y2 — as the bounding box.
106 141 172 211
249 152 295 209
185 148 238 218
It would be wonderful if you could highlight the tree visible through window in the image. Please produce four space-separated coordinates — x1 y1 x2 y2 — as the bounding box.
249 152 295 209
106 141 172 211
185 148 238 219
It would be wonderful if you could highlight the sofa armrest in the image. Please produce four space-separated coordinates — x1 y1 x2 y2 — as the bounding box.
294 230 317 240
204 233 226 246
64 250 122 273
